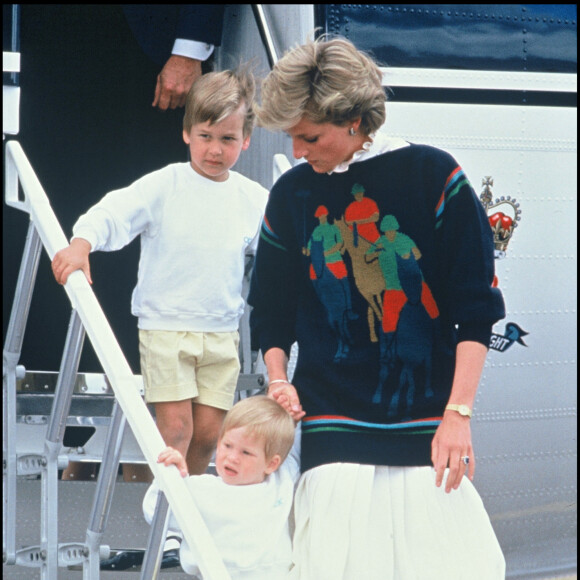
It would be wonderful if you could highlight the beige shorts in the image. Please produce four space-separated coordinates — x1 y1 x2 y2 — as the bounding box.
139 330 240 409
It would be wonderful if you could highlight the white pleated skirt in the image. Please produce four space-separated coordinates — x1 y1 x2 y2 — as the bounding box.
289 463 505 580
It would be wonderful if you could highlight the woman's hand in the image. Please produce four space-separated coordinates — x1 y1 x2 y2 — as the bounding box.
432 341 486 492
431 411 475 493
269 383 306 423
264 348 306 422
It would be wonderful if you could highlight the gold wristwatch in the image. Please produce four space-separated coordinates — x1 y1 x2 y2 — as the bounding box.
445 404 472 418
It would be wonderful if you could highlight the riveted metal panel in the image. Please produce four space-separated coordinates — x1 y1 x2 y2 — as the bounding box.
318 4 577 74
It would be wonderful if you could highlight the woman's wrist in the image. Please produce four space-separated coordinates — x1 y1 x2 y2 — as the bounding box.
266 378 291 395
268 379 290 386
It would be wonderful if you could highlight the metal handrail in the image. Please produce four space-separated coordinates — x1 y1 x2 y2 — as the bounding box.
251 4 279 68
4 140 231 579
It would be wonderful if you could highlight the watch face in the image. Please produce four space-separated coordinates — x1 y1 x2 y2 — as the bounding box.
459 405 470 416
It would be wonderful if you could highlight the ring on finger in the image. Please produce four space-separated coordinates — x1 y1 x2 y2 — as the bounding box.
461 456 470 465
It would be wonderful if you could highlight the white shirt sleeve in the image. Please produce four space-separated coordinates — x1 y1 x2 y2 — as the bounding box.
172 39 215 61
71 166 171 252
283 422 301 483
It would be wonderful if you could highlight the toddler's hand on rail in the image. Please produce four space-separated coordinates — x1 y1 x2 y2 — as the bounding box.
157 447 189 478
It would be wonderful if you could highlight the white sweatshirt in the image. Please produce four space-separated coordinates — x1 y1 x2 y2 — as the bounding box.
143 428 301 579
73 162 268 332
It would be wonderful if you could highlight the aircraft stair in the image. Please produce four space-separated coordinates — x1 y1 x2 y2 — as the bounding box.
3 140 269 579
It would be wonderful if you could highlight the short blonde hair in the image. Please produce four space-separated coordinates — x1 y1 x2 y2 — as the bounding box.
183 67 256 137
256 36 386 135
220 395 295 462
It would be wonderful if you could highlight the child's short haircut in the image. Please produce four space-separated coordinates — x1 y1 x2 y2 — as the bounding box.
220 396 295 462
183 67 256 137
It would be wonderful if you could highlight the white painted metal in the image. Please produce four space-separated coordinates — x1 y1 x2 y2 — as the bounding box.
2 51 20 136
382 66 577 93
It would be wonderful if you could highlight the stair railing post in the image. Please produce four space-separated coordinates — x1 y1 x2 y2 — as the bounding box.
40 309 85 580
2 222 43 565
140 492 171 580
83 398 127 580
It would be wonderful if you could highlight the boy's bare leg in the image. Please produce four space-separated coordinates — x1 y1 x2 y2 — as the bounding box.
153 399 195 460
186 403 227 475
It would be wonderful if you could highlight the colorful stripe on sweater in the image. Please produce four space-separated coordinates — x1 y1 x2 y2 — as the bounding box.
302 415 442 436
260 216 287 251
435 166 471 229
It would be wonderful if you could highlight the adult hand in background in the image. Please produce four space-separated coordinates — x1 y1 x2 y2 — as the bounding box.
153 55 202 110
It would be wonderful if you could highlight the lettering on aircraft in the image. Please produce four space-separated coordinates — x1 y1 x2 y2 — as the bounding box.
489 322 529 353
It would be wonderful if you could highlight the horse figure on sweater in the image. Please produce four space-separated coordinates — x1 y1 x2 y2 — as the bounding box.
383 253 435 418
309 240 356 363
334 217 385 342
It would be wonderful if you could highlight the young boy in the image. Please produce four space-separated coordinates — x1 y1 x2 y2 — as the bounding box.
144 395 303 579
51 68 269 478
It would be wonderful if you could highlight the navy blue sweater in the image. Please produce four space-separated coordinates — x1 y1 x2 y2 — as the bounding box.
249 144 505 472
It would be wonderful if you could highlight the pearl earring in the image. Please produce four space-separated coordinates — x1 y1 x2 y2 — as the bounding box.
349 127 356 136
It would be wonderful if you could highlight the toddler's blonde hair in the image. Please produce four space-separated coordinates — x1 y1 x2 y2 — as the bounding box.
220 395 295 462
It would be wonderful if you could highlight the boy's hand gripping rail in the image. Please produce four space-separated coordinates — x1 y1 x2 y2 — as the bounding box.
5 140 232 580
